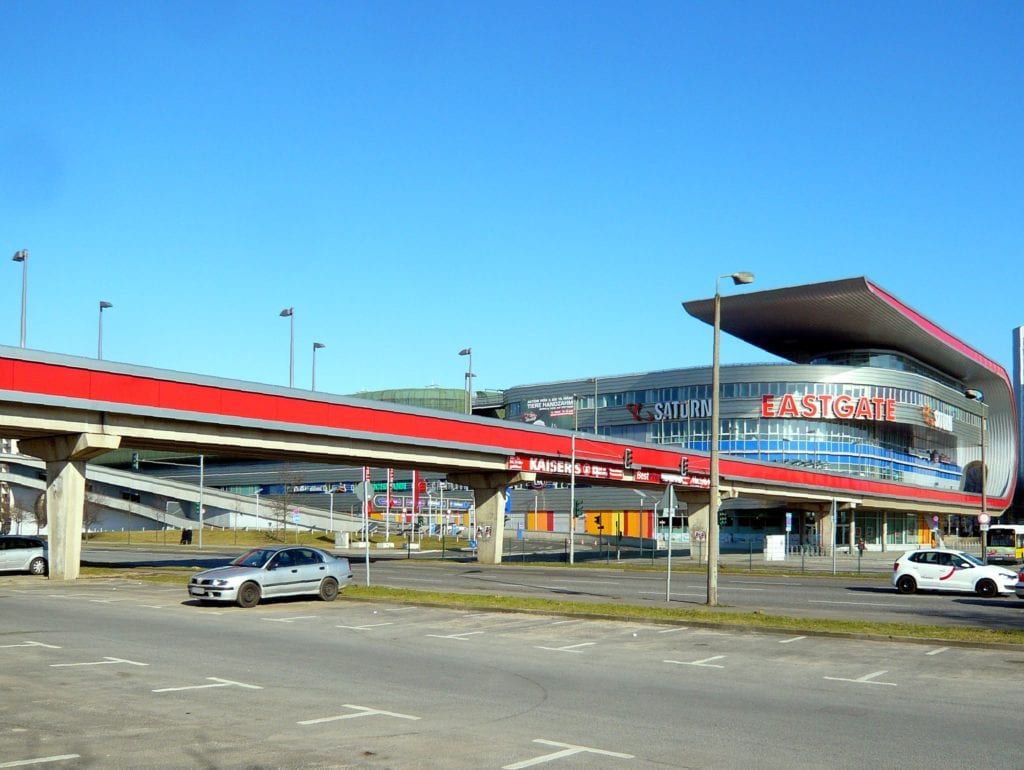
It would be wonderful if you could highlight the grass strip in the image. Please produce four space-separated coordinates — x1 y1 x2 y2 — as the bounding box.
340 585 1024 647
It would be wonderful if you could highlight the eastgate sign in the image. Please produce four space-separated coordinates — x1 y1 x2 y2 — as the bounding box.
627 399 712 422
761 393 897 421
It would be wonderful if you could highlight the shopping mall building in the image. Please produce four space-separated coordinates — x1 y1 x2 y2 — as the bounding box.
499 277 1019 552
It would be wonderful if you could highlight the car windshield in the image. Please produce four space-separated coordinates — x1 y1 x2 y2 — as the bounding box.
231 549 276 568
955 552 984 567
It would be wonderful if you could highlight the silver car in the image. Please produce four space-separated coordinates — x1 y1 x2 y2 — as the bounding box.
0 535 48 576
188 545 352 608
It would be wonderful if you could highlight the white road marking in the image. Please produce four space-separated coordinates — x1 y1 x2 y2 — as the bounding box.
153 677 262 692
664 655 726 668
427 631 485 640
50 657 147 668
658 627 687 634
262 616 318 623
139 605 167 609
87 598 127 604
503 738 634 769
383 606 417 612
779 636 807 644
0 641 61 649
824 670 897 686
549 620 578 626
337 622 394 630
926 647 950 656
535 642 596 653
808 600 906 607
0 754 81 767
298 704 420 725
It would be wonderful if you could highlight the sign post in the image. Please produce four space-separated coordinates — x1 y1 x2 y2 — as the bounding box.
660 485 677 602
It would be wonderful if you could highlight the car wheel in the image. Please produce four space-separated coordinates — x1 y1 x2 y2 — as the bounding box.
975 579 998 598
319 577 339 602
237 581 261 608
896 575 917 594
28 557 47 576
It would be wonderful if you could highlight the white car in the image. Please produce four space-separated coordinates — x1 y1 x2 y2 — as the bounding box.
0 535 48 575
892 548 1017 597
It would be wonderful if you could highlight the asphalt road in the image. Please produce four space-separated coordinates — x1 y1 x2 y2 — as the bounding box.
80 545 1024 631
1 576 1021 769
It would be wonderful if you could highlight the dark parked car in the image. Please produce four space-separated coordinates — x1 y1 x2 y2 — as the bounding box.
0 535 48 575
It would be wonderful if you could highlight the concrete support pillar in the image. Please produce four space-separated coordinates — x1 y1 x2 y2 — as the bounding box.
449 471 529 566
677 493 709 561
18 433 120 581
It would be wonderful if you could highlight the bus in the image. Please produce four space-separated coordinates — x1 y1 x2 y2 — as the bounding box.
985 524 1024 564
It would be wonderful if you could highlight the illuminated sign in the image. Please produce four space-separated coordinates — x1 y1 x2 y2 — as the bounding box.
761 394 896 422
627 399 712 422
507 456 707 488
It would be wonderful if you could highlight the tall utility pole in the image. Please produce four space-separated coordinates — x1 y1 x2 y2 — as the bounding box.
705 271 754 606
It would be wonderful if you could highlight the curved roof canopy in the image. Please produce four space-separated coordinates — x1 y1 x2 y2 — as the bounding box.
682 276 1003 384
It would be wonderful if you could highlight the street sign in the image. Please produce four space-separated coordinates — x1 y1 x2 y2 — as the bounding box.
353 481 370 502
978 513 991 525
785 512 792 533
659 484 677 512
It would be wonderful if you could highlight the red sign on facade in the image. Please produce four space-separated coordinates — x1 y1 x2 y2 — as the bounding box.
761 393 896 422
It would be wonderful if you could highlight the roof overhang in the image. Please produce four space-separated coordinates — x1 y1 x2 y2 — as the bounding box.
683 276 1004 383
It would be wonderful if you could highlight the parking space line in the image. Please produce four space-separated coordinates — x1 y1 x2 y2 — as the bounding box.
0 753 81 767
779 636 806 644
535 642 596 653
50 657 148 668
0 641 61 649
658 627 687 634
427 631 485 640
297 704 420 725
337 622 394 630
153 677 262 693
262 616 318 624
503 738 634 769
664 655 725 668
926 647 950 656
824 670 897 686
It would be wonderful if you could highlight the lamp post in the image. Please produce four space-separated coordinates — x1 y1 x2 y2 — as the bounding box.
590 377 598 433
279 307 294 387
965 389 988 562
458 348 473 415
11 250 27 348
312 341 326 391
97 301 113 359
706 271 755 606
569 393 578 565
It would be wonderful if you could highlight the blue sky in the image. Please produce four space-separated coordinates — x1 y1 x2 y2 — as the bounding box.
3 2 1021 395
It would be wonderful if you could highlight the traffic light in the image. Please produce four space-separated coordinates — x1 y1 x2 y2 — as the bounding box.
596 514 604 530
623 449 633 468
573 498 584 518
680 456 688 475
718 512 727 526
130 452 139 470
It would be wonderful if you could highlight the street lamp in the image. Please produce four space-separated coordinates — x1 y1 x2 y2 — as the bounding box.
590 377 598 433
97 301 113 359
458 348 473 415
312 341 326 391
11 250 27 348
965 389 988 562
705 271 755 606
279 307 294 387
569 393 579 564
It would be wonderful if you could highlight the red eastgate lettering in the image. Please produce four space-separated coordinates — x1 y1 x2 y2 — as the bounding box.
761 394 896 421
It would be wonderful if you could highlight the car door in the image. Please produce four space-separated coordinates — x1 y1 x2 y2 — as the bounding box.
0 539 12 571
291 548 327 593
927 552 960 591
262 550 301 596
942 553 977 592
910 551 942 589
